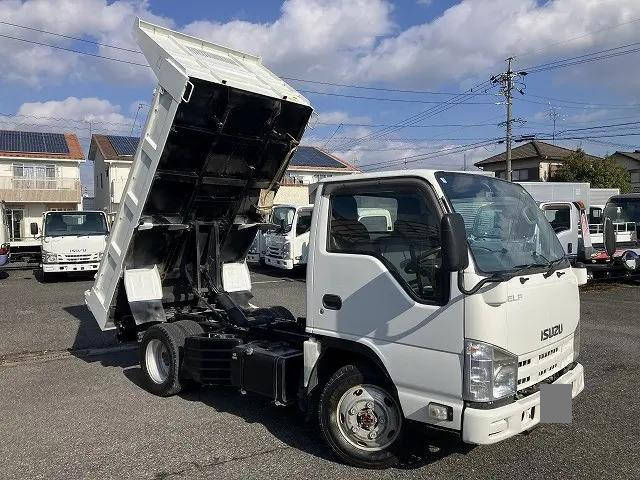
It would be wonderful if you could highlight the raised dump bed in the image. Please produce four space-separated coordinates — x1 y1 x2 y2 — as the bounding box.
85 18 312 333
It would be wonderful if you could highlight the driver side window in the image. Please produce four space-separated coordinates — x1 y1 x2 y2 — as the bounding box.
327 183 443 303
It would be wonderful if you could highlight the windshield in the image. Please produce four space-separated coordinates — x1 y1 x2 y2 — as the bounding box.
603 198 640 224
436 172 566 274
44 212 108 237
271 206 296 233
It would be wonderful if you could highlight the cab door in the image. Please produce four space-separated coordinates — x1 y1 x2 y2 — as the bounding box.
541 202 577 256
307 177 465 427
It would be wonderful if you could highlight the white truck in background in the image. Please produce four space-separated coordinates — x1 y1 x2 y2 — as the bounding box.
36 210 109 279
589 188 619 224
263 204 313 269
262 204 393 270
85 19 587 469
518 182 593 263
589 194 640 276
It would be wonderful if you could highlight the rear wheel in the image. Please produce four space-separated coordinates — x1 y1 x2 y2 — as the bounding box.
319 364 404 469
140 323 185 396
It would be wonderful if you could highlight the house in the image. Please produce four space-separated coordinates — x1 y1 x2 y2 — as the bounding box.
0 130 84 251
88 134 138 220
283 146 360 184
474 141 603 181
609 150 640 193
89 136 359 217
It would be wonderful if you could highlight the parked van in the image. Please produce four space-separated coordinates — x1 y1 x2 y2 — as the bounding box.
0 201 9 267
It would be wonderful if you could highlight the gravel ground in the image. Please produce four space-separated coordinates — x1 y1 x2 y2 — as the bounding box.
0 267 638 479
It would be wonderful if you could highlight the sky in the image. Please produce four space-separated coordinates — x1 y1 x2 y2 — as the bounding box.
0 0 639 194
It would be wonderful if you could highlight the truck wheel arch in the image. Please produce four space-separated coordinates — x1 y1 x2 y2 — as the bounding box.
307 337 394 399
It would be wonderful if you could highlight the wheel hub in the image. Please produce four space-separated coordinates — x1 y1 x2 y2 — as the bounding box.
336 384 402 452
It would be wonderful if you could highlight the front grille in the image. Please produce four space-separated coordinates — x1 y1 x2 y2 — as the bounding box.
516 335 575 390
59 253 99 263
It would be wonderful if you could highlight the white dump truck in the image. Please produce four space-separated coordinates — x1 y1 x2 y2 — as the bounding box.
86 19 586 469
36 210 109 279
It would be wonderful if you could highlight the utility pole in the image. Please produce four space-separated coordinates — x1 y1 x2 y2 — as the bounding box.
547 105 564 143
505 57 513 182
491 57 526 181
463 153 467 171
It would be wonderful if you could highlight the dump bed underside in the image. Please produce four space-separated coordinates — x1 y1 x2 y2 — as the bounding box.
86 19 312 331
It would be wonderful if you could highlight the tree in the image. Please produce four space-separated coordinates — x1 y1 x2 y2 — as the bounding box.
552 149 631 192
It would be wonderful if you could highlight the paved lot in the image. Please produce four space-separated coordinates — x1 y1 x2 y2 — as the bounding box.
0 267 639 479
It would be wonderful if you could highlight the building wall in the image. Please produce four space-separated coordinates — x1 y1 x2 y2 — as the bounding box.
610 154 640 193
93 150 109 213
284 169 356 185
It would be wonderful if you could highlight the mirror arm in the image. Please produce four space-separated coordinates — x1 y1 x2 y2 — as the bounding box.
457 271 503 296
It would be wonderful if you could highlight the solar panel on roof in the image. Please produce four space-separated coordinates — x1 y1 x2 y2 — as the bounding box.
107 135 139 156
0 130 68 154
290 146 345 168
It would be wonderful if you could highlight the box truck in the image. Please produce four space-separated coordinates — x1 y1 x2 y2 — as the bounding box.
85 19 586 469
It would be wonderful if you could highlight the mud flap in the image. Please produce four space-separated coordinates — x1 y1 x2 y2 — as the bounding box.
124 265 166 325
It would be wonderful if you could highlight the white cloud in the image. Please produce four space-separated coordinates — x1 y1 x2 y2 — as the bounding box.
182 0 393 80
0 0 172 86
353 0 640 88
315 110 372 125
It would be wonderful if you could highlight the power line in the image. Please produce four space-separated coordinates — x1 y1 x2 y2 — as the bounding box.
526 93 640 108
0 20 143 54
316 121 501 128
284 76 494 96
331 80 496 151
360 139 501 172
0 32 149 67
300 89 497 105
512 17 640 61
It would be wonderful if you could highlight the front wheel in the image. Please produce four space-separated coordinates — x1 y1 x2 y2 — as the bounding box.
319 364 404 469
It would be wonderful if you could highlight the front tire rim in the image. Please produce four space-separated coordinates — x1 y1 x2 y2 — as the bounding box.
335 384 402 452
145 338 170 384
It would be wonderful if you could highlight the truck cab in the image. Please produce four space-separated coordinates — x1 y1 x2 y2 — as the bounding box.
264 204 313 269
85 19 585 470
39 210 109 278
539 201 592 262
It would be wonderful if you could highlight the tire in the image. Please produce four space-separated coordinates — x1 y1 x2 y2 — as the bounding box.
173 319 205 338
318 364 404 469
140 323 185 397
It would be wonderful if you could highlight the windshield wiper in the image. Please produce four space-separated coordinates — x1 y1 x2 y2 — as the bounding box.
543 257 568 278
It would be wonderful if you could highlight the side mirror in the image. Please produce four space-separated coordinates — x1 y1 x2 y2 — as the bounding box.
441 213 469 272
30 222 39 236
603 217 616 257
280 218 286 232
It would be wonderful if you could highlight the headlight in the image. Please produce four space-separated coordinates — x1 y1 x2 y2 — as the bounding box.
464 340 517 402
282 241 291 256
573 322 580 361
98 251 104 260
42 252 58 263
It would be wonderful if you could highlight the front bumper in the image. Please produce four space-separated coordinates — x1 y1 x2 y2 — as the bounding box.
42 263 100 273
264 256 294 269
462 362 584 444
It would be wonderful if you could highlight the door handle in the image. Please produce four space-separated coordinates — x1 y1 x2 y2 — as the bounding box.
322 294 342 310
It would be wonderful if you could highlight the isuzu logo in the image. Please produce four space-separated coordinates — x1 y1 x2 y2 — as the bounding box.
541 324 563 341
70 248 87 252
